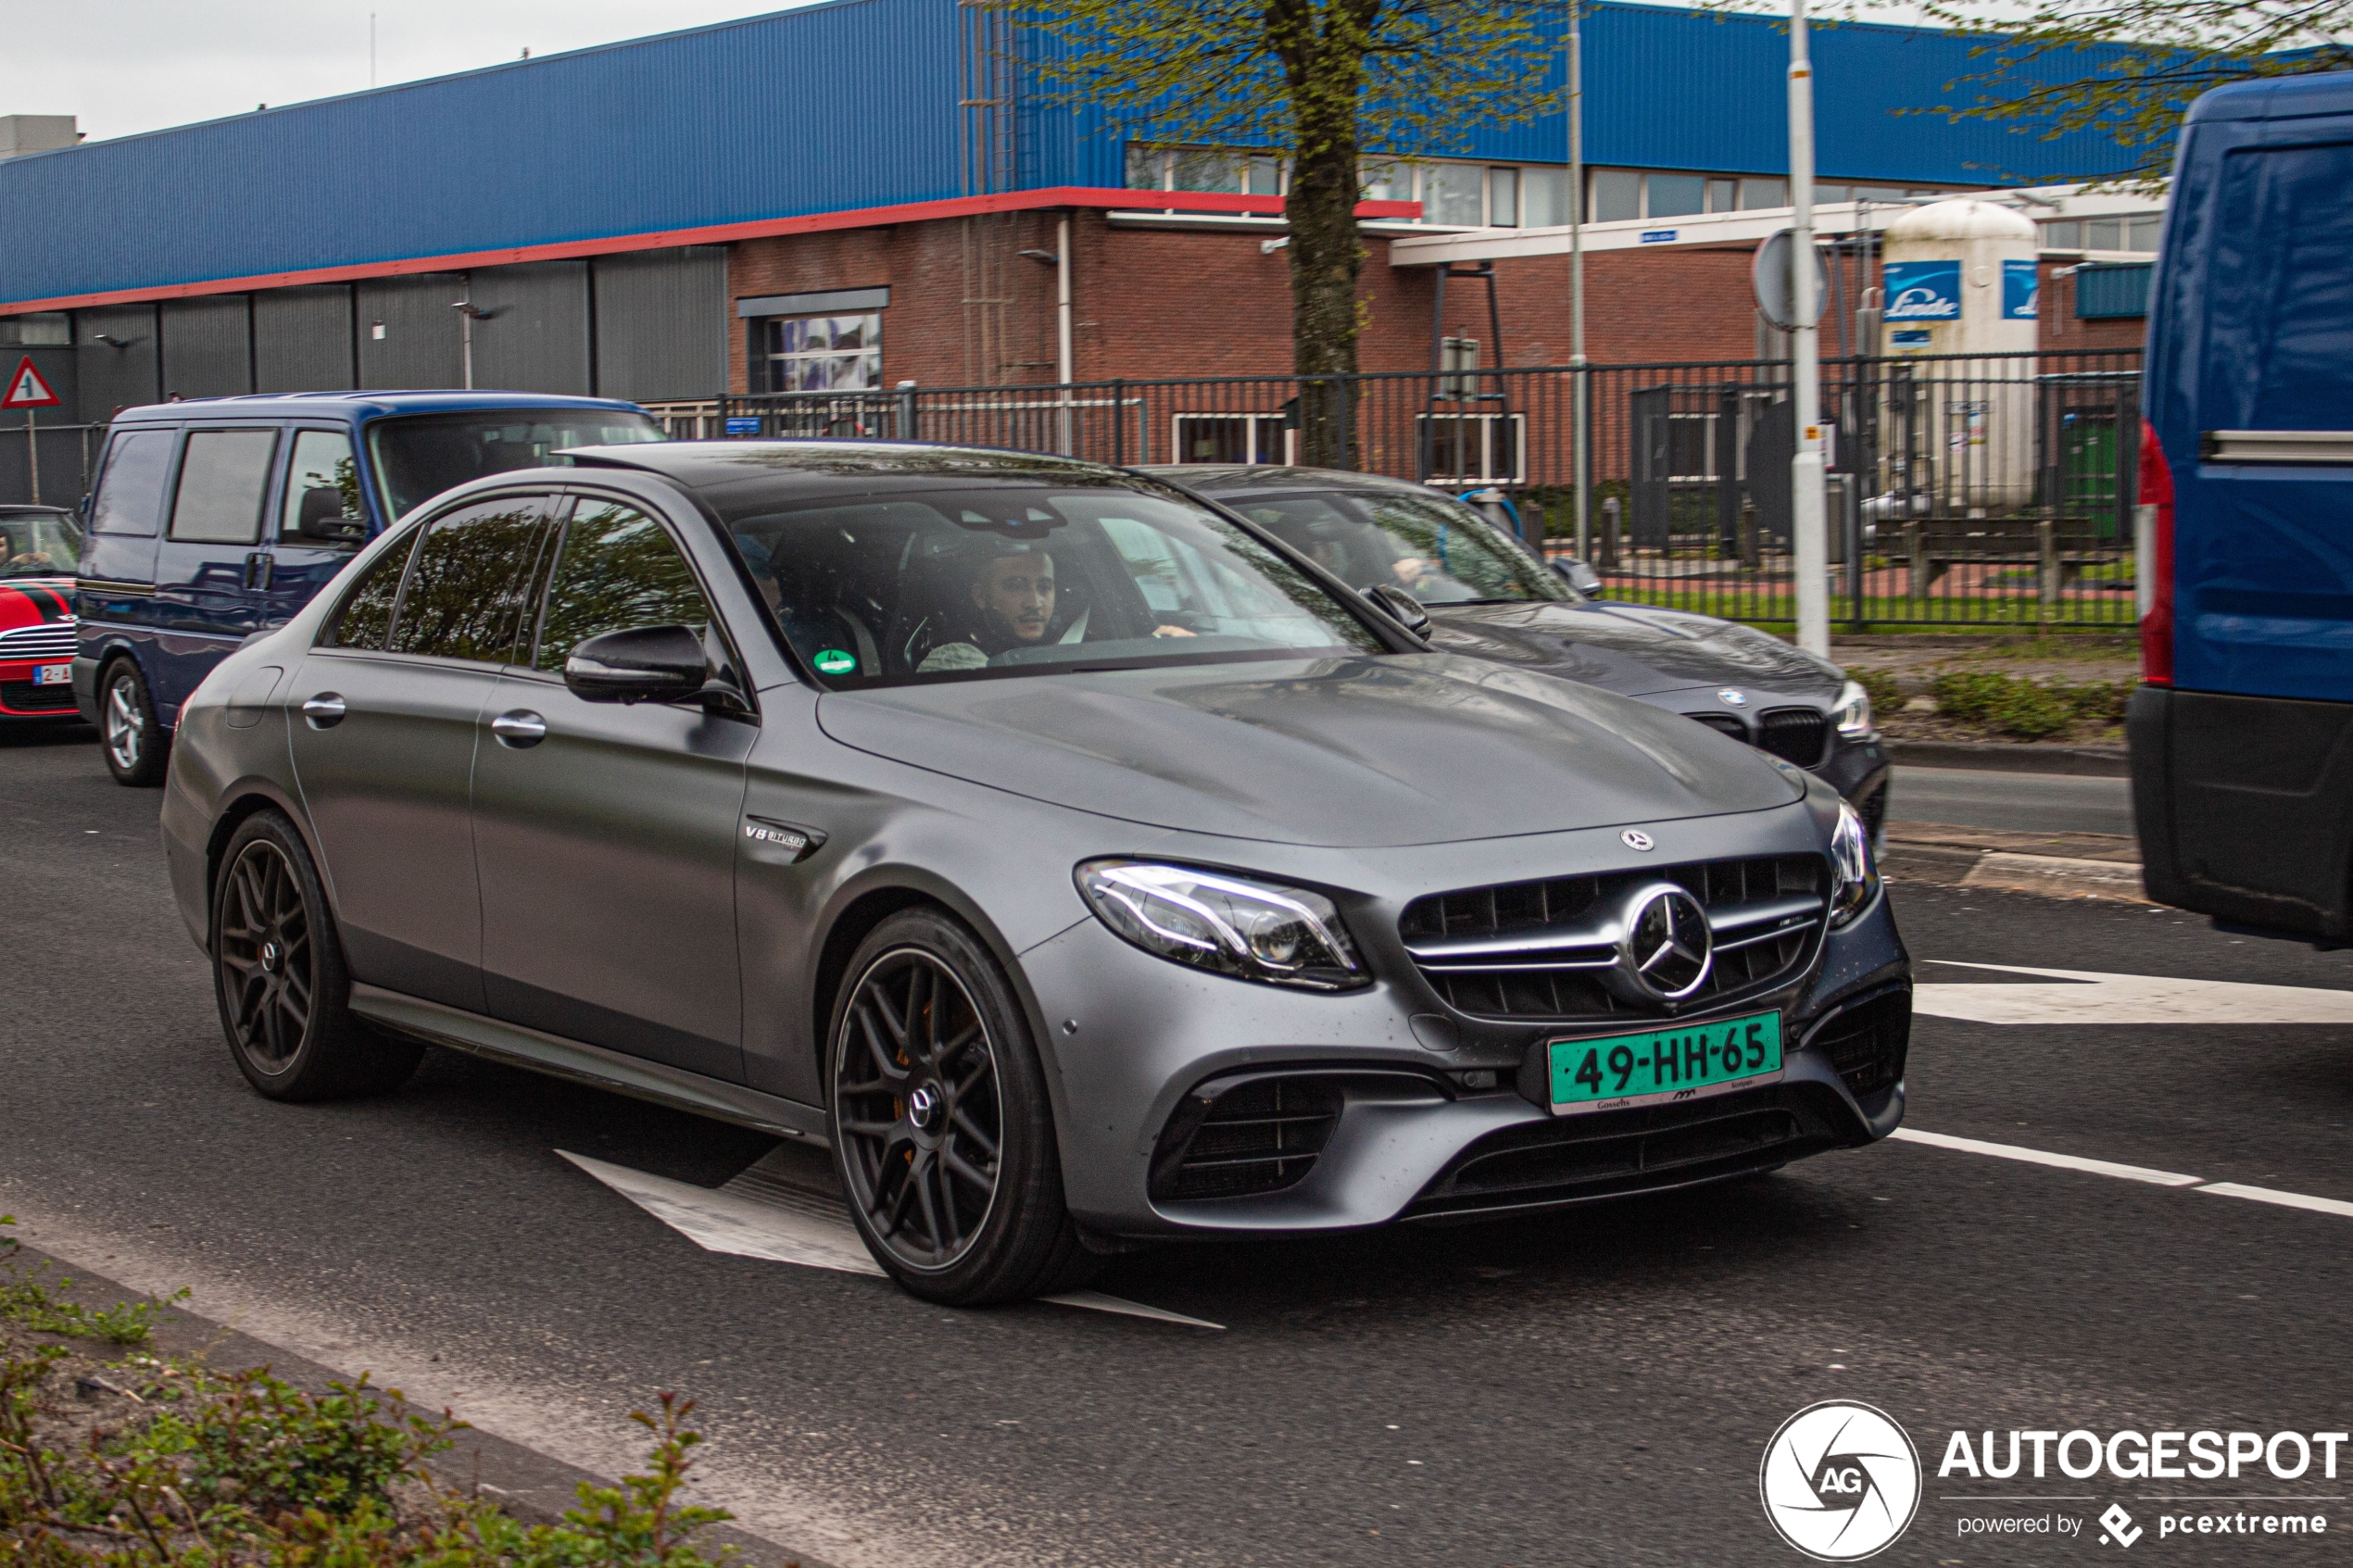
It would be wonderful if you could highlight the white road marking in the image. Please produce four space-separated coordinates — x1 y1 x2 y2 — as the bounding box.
2197 1182 2353 1221
1887 1128 2203 1186
1913 961 2353 1025
560 1149 1223 1329
1893 1131 2353 1225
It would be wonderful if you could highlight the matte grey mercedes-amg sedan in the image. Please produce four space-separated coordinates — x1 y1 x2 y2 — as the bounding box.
161 442 1911 1305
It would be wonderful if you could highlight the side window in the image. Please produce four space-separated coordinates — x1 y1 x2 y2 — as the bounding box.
533 501 712 672
322 532 422 651
169 429 280 544
383 497 550 663
281 429 367 546
88 430 175 536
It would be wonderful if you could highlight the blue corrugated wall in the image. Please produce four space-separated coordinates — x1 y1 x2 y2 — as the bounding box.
1 0 2146 309
0 0 963 307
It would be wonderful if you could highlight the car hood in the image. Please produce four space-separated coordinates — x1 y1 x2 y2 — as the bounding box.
815 653 1803 847
1425 601 1843 700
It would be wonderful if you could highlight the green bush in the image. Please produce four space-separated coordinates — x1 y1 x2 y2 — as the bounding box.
1928 671 2081 741
1850 668 1904 723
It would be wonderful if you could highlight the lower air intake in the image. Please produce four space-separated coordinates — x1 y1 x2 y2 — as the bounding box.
1151 1075 1342 1202
1807 988 1912 1100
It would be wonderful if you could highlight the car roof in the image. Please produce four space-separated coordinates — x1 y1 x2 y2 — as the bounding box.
0 504 74 517
563 438 1137 494
1139 463 1448 500
2190 69 2353 125
107 390 648 425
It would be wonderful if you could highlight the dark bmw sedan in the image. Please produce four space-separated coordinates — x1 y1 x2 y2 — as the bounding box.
162 442 1910 1304
1146 466 1891 836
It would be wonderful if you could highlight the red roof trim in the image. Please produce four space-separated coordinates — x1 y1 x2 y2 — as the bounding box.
0 189 1427 315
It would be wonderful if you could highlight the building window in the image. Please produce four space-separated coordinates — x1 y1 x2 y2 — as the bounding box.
2039 215 2161 254
749 313 881 394
1126 144 1290 195
1489 168 1520 228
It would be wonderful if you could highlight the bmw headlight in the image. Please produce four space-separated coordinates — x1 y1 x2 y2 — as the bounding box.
1829 800 1881 928
1076 860 1367 991
1831 678 1877 739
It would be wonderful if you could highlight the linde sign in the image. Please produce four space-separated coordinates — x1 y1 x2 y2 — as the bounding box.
1882 259 1962 321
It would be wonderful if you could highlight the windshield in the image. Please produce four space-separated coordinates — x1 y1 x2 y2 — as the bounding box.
0 509 81 579
1225 488 1575 606
367 409 663 521
715 479 1386 684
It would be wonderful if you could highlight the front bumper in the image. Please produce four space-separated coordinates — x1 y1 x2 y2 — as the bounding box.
0 656 83 720
1023 861 1909 1239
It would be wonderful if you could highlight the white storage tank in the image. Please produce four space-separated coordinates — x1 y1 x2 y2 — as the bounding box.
1879 198 2040 513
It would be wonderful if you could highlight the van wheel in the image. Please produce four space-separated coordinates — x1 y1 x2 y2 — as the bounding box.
828 909 1097 1305
99 658 168 787
212 810 422 1101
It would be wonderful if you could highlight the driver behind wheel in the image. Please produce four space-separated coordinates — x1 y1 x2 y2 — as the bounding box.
917 541 1062 672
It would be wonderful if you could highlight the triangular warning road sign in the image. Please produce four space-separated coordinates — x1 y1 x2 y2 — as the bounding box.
4 356 60 408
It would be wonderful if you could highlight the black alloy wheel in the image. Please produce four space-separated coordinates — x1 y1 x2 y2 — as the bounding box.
211 810 422 1101
100 658 168 787
829 909 1098 1304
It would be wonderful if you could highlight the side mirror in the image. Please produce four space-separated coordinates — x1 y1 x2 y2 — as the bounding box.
565 624 711 704
297 486 367 544
1362 583 1432 638
1551 558 1604 596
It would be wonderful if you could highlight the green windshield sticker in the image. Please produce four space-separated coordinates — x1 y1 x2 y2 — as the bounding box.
812 649 858 676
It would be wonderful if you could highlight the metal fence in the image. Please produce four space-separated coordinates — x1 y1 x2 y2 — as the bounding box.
647 347 2144 631
0 420 108 513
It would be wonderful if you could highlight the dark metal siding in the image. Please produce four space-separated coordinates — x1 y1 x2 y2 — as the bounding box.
356 275 465 391
73 306 161 420
0 0 963 307
158 295 252 399
472 261 592 395
593 248 727 403
254 286 356 393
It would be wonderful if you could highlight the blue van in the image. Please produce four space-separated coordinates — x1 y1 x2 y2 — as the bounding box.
2131 70 2353 938
72 392 661 784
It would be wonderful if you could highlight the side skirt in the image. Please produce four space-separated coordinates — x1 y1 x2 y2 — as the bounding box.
348 984 831 1147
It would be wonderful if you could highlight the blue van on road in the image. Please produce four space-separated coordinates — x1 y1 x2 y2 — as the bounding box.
72 393 662 784
2132 70 2353 938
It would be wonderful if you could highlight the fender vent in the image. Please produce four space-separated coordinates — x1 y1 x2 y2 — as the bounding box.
1151 1076 1343 1202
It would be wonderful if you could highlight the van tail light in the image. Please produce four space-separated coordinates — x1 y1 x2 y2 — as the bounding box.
2137 418 2175 686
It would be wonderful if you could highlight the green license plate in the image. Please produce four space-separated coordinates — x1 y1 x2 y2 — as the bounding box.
1545 1011 1782 1116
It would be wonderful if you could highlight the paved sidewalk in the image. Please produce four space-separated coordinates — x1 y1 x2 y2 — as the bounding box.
1881 821 2148 903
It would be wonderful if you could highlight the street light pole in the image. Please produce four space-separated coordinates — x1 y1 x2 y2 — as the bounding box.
1788 0 1830 657
1568 1 1589 566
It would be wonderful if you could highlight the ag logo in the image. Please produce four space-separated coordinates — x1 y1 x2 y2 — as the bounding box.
1759 1400 1921 1561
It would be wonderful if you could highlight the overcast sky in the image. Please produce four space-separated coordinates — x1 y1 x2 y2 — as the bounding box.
0 2 814 144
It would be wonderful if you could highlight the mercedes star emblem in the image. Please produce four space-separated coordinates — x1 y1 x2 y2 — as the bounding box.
1622 829 1655 851
1613 884 1714 1002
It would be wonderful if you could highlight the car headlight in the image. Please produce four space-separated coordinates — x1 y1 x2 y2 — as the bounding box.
1829 800 1881 928
1831 678 1877 738
1076 860 1367 991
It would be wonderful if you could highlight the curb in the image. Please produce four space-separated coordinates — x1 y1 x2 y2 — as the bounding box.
6 1239 833 1568
1881 840 2151 904
1885 739 2131 777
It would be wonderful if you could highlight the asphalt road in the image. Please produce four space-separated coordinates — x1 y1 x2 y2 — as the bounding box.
5 722 2347 1566
1889 764 2135 836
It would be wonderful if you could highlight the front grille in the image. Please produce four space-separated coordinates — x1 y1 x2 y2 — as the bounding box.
1758 707 1830 767
1405 1085 1843 1218
0 622 75 661
1807 988 1911 1100
1151 1076 1343 1201
1400 855 1829 1022
0 680 76 712
1683 711 1747 743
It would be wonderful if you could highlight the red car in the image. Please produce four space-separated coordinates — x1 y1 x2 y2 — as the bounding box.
0 506 82 723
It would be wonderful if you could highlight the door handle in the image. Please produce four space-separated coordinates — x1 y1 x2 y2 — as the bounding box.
491 709 547 748
301 693 346 729
244 551 274 591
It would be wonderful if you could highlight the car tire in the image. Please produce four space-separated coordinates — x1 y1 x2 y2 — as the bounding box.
828 908 1098 1305
211 809 423 1102
98 657 169 787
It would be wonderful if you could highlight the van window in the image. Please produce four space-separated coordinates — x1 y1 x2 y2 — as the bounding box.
383 497 550 663
366 409 662 521
2202 143 2353 433
281 429 366 546
88 429 175 536
169 429 280 544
